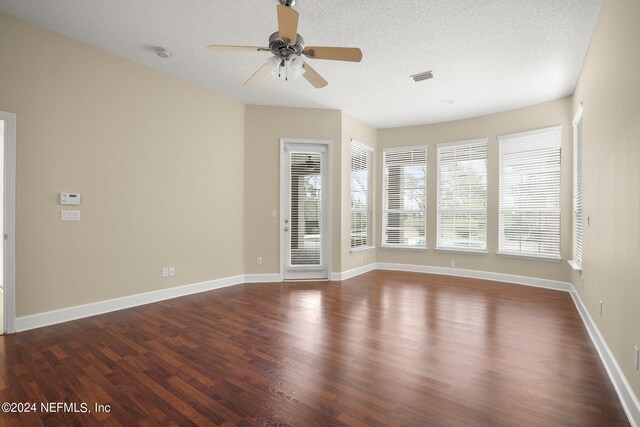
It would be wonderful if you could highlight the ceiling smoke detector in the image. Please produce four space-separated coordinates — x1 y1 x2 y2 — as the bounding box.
155 48 171 59
410 71 433 83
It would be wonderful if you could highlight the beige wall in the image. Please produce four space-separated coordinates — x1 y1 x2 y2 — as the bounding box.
0 12 246 316
571 0 640 400
377 98 574 282
244 105 342 274
3 9 637 407
341 112 377 272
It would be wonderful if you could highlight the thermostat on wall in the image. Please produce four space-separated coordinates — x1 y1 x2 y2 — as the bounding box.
60 192 81 205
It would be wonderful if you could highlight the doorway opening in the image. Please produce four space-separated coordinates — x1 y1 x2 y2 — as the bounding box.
0 111 16 334
280 139 332 280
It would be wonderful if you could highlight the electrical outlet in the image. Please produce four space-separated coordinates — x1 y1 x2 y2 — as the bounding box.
169 267 175 276
599 301 603 316
634 346 639 370
450 260 455 268
581 278 584 289
162 267 169 278
257 257 263 265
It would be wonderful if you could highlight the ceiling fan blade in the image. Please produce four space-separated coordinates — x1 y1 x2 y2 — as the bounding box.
303 47 363 62
207 45 269 52
244 62 272 88
302 62 328 88
277 4 299 44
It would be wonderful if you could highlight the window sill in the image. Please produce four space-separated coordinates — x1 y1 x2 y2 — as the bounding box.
568 260 582 271
496 252 562 263
350 245 376 253
436 247 487 255
380 245 427 251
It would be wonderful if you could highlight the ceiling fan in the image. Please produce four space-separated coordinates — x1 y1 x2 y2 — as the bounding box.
207 0 363 88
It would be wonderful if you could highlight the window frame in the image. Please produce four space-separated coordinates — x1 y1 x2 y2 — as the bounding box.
497 126 563 261
436 138 488 253
569 104 584 271
350 139 375 251
381 145 428 250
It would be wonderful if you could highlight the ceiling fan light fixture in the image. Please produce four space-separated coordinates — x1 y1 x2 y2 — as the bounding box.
289 55 307 78
290 55 304 70
207 0 360 88
268 55 306 79
268 55 282 76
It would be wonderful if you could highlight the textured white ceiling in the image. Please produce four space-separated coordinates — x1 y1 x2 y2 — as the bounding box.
0 0 602 128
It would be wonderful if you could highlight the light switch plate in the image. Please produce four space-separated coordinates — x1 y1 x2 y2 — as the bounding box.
61 210 81 221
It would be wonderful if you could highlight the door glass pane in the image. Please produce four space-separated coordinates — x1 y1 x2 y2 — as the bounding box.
290 152 322 266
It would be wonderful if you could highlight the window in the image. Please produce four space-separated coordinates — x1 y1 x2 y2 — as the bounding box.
498 126 562 260
382 146 427 248
350 140 373 249
437 139 488 251
570 105 583 270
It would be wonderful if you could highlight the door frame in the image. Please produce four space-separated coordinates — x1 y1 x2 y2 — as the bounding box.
279 138 332 280
0 111 17 334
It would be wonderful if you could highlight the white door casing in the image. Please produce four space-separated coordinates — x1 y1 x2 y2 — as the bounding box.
0 111 17 334
280 139 331 280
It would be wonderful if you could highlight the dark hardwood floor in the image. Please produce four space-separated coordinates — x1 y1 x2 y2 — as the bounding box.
0 270 630 426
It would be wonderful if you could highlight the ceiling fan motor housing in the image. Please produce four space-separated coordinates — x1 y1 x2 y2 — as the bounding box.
269 32 304 58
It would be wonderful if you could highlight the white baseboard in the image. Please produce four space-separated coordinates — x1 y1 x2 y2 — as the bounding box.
243 273 283 283
330 263 377 281
376 262 573 292
15 274 245 332
21 262 571 333
366 263 637 426
569 288 640 427
13 265 571 332
12 262 638 426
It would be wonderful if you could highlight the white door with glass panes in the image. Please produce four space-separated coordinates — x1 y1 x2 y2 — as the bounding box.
281 141 330 280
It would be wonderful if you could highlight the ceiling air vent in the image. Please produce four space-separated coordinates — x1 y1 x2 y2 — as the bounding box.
410 71 433 83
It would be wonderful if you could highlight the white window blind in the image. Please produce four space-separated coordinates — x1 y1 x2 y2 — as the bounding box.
498 126 562 260
382 147 427 248
350 140 373 249
289 152 323 266
437 139 488 251
572 105 584 267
